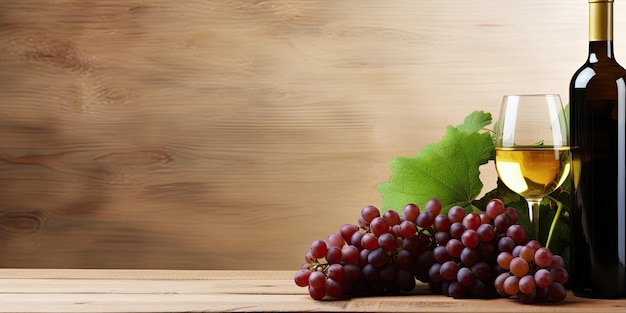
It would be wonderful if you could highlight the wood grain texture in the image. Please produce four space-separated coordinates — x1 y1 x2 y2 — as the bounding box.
0 0 624 269
0 270 623 313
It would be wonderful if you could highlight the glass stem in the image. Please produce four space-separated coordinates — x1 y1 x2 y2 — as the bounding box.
527 200 540 241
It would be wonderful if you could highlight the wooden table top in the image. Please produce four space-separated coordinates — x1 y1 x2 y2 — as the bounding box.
0 269 624 312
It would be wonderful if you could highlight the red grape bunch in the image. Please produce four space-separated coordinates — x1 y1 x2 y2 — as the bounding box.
425 199 517 299
294 202 439 299
495 238 569 303
293 198 569 304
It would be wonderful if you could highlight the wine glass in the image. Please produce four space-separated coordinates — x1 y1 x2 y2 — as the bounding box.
494 94 570 241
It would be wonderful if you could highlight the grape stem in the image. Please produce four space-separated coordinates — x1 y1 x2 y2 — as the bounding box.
545 195 563 250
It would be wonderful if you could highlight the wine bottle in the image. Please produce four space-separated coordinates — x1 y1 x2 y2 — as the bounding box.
569 0 626 298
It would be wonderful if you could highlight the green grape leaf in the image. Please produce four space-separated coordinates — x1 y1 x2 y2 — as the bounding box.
377 111 494 213
456 110 493 133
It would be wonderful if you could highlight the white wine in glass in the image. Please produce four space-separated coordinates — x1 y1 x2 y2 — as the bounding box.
494 94 570 241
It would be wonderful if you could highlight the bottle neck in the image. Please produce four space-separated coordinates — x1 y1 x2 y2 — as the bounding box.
588 1 614 61
588 41 614 61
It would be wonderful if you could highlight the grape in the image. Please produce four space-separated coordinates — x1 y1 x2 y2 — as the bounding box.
344 264 361 281
447 205 466 223
447 280 467 299
494 272 509 296
518 245 536 263
304 250 314 263
517 289 536 304
433 245 451 263
440 261 460 281
362 264 379 281
357 215 368 228
497 252 513 270
550 267 569 285
548 283 567 302
397 268 416 291
361 205 380 223
510 257 530 277
416 211 435 229
534 268 552 288
309 271 326 290
460 247 478 266
341 245 359 264
504 207 519 223
485 198 505 219
551 255 565 268
462 212 481 230
494 214 512 232
506 225 527 244
449 222 464 239
425 198 442 215
308 285 325 300
435 231 451 246
378 233 397 251
446 239 464 258
361 233 378 250
471 262 491 281
383 210 401 226
526 239 542 250
428 263 443 283
294 269 311 287
380 263 398 282
476 224 495 242
402 203 420 222
327 264 344 281
479 213 492 225
434 214 451 232
326 278 342 297
350 230 365 250
340 224 359 243
358 249 369 266
309 240 328 259
497 236 515 253
503 275 520 295
457 267 475 287
390 224 402 238
518 275 536 294
534 247 553 268
461 229 479 248
399 220 417 238
325 246 342 264
327 232 344 248
370 217 389 236
368 247 388 268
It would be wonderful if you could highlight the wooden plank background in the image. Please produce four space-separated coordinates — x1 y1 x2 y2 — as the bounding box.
0 0 623 270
